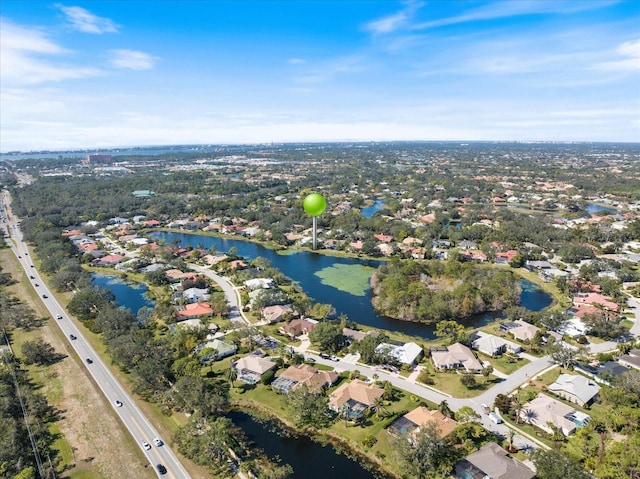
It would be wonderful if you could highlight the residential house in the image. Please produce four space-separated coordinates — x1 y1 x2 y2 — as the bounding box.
328 379 384 420
374 342 424 366
504 319 541 342
343 328 378 343
573 292 619 311
494 250 519 265
244 278 276 290
430 343 483 373
453 442 535 479
271 364 338 394
178 287 210 304
388 406 457 439
279 318 319 338
91 254 125 267
198 338 237 361
524 260 552 271
261 304 295 324
234 355 277 384
459 240 477 250
520 393 590 436
471 333 507 357
177 302 214 320
619 349 640 371
548 373 601 407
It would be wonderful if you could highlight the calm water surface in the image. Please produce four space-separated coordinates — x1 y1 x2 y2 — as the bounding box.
228 411 385 479
361 200 385 218
91 273 154 315
149 231 552 339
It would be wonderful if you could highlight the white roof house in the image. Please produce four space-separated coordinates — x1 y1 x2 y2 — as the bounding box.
374 342 424 366
244 278 276 290
520 394 588 436
548 373 601 407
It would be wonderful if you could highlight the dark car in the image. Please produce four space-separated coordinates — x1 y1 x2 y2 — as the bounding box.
29 275 35 279
156 464 167 475
85 358 93 364
42 294 48 299
69 334 77 340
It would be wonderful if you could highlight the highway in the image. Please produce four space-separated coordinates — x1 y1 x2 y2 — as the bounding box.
2 190 191 479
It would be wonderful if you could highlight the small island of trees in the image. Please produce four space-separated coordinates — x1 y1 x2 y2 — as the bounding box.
370 259 521 323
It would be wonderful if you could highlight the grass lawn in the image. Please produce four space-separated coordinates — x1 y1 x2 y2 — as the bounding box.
417 362 496 398
483 354 531 375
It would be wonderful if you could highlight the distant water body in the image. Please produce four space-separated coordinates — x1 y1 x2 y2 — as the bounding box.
0 145 222 161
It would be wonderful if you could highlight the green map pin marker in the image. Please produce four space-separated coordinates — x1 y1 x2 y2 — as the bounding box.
303 193 326 217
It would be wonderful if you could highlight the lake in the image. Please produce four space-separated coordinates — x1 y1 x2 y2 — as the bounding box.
361 200 385 218
228 411 387 479
91 273 154 315
149 231 552 339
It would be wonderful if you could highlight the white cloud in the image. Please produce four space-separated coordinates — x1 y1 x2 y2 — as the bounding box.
364 0 423 34
288 58 306 64
55 4 119 34
0 19 103 85
412 0 619 30
109 49 160 70
593 39 640 72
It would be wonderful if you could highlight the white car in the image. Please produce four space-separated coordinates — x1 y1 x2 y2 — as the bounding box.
114 400 123 408
153 437 163 447
142 441 151 450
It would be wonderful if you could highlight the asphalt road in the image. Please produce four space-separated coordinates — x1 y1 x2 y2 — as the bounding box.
3 191 191 479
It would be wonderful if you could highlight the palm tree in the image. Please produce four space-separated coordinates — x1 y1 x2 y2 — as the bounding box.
226 363 238 387
438 400 453 419
370 396 387 419
506 429 517 452
521 408 537 425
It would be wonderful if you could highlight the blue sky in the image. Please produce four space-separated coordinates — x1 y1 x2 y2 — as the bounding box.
1 1 638 151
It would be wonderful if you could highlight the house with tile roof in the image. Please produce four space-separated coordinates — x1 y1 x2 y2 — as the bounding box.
430 343 483 373
177 302 214 319
388 406 458 439
279 318 319 338
234 355 277 384
271 363 338 394
328 379 384 420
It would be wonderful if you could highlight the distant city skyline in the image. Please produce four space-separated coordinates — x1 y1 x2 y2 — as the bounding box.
1 0 639 152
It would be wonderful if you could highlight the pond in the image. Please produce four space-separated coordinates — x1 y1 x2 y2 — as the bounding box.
91 273 154 315
585 203 618 214
227 411 388 479
149 231 553 339
361 200 385 218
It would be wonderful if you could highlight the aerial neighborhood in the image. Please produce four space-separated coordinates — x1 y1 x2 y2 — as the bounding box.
2 142 640 479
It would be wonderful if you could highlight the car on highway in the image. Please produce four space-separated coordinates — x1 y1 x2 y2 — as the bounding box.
156 464 167 475
29 275 34 279
85 358 93 364
34 283 39 287
114 400 123 407
42 294 48 299
69 334 77 340
142 441 151 450
153 437 163 447
56 315 62 320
